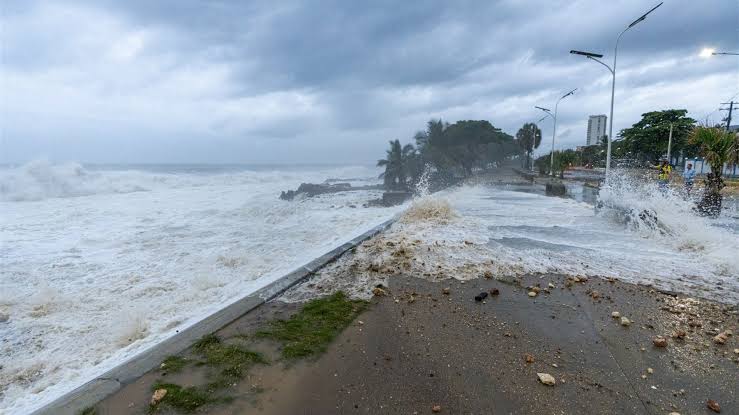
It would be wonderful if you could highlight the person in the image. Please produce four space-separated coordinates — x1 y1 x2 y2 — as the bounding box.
656 159 671 190
683 162 696 196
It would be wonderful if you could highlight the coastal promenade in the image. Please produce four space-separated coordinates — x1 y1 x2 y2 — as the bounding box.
87 168 737 415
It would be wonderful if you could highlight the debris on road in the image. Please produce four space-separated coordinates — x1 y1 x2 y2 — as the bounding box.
150 388 167 406
537 373 556 386
653 336 668 348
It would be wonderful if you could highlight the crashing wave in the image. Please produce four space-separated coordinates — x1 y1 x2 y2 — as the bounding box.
0 160 148 202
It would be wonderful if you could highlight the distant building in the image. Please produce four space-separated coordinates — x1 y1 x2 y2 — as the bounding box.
586 115 607 146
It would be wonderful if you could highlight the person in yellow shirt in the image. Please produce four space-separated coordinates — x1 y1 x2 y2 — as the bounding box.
656 159 671 190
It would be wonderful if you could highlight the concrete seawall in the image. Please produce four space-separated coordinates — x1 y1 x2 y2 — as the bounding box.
31 217 398 415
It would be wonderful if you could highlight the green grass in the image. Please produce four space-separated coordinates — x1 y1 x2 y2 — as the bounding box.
160 355 189 373
150 382 216 413
193 334 267 376
256 292 368 359
78 407 96 415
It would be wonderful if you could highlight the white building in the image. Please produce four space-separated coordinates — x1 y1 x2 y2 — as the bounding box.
586 115 607 146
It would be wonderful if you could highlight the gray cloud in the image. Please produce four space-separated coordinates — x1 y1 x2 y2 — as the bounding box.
1 0 737 164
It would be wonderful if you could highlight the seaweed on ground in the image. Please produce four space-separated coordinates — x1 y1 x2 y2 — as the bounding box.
256 291 368 359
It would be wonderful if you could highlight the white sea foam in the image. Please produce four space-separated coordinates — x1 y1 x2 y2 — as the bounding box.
286 182 738 304
0 162 401 414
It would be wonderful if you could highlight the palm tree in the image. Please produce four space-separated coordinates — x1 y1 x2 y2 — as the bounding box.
516 123 542 170
377 140 417 190
689 127 738 216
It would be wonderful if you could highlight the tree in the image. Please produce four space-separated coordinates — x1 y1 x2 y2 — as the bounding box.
689 127 738 216
618 109 696 162
377 140 413 190
441 120 515 176
516 123 542 169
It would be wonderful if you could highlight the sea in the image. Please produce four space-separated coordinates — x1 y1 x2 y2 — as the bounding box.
0 160 402 414
1 161 737 414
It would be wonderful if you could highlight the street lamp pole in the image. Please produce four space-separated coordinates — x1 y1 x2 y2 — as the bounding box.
549 89 577 177
570 2 663 181
528 115 549 171
534 106 559 175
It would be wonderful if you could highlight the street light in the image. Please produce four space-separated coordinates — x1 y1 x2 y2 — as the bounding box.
535 106 553 173
700 48 739 57
526 114 551 171
570 2 663 181
538 89 577 176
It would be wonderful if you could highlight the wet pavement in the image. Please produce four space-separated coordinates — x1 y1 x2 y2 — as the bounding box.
94 273 737 415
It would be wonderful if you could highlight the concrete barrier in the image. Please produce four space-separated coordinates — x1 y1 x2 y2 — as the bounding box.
30 217 398 415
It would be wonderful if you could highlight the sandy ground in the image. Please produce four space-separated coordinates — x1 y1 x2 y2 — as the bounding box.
94 271 737 415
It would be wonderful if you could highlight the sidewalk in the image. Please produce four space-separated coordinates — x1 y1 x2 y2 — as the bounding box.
94 273 737 415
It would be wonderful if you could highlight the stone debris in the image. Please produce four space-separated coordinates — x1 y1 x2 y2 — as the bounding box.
372 287 387 297
483 270 493 279
150 388 167 406
548 282 555 289
432 404 442 413
647 368 654 374
653 336 668 348
713 331 729 345
707 399 721 413
733 348 739 355
489 288 500 296
668 412 681 415
474 292 488 302
0 313 9 323
611 311 621 319
524 354 535 363
620 317 632 326
672 330 687 340
528 291 537 298
537 373 556 386
442 287 450 295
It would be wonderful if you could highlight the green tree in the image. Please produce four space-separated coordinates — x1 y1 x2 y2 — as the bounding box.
689 127 738 216
377 140 417 190
441 120 515 176
618 109 696 162
516 123 543 169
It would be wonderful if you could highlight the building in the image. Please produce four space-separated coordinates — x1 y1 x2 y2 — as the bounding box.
586 115 607 146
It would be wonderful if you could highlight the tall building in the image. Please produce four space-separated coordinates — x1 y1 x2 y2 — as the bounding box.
586 115 607 146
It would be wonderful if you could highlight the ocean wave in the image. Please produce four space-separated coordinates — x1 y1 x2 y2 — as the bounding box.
0 161 383 202
0 160 149 202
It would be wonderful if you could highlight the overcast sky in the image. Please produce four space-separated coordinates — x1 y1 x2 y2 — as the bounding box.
1 0 737 164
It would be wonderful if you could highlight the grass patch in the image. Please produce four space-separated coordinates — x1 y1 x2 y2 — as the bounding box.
256 291 368 359
150 382 216 413
160 355 189 373
78 407 96 415
194 334 267 376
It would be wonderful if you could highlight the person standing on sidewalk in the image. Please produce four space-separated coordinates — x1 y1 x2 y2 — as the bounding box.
683 162 696 196
656 159 671 191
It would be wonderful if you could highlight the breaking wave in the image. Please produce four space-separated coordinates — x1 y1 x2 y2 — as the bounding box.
0 160 148 202
597 172 739 273
400 196 457 224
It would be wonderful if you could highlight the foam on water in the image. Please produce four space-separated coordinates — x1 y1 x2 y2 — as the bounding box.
286 181 738 304
0 161 402 414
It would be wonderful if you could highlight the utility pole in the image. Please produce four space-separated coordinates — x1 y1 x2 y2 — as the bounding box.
720 101 735 131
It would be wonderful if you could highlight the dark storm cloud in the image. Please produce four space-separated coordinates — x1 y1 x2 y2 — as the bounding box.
1 0 737 163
